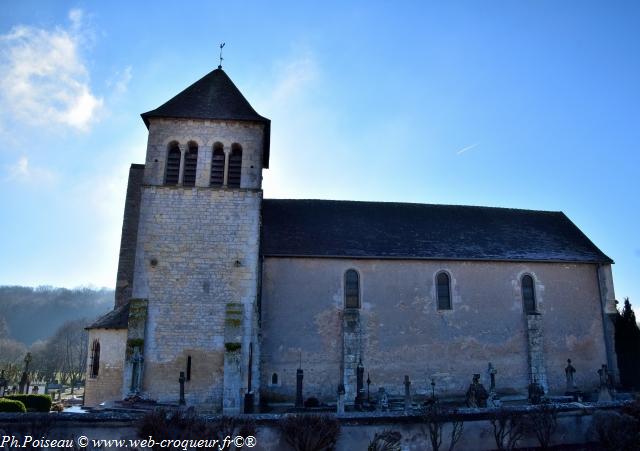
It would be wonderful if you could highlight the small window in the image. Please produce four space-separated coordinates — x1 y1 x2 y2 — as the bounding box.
522 275 536 314
165 142 181 185
345 269 360 309
437 272 452 310
186 355 192 381
210 142 225 187
90 340 100 378
183 142 198 186
227 143 242 188
271 373 278 385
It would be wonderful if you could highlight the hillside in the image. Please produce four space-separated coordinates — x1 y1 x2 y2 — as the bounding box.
0 286 113 345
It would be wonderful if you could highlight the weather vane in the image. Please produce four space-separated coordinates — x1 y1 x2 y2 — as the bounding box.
218 42 225 69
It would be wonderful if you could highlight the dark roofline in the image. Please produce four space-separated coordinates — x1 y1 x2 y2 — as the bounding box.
260 198 614 264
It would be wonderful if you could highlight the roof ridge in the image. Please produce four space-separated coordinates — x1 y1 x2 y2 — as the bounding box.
263 198 563 215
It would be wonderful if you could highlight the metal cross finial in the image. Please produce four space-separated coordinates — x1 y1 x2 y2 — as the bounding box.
218 42 226 69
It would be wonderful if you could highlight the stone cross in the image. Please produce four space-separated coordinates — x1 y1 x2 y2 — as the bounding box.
179 371 186 405
18 352 32 394
295 368 304 408
597 364 613 402
403 375 412 412
488 363 497 392
565 359 576 391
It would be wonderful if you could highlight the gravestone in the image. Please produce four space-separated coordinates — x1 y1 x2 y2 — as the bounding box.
179 371 186 405
377 387 389 411
295 368 304 408
528 377 545 404
597 364 613 402
465 374 488 408
403 375 411 412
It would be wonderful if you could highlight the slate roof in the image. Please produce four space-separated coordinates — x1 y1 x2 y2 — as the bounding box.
86 301 130 330
141 68 271 167
261 199 612 264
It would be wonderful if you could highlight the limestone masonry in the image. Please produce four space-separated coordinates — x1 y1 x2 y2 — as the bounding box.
85 67 618 412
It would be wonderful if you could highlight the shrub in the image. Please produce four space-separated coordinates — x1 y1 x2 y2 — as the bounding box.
279 414 340 451
490 409 524 450
137 408 255 451
524 401 557 450
368 430 402 451
590 410 639 451
4 394 52 412
0 398 26 412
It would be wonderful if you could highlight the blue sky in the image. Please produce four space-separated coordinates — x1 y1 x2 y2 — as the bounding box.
0 1 638 307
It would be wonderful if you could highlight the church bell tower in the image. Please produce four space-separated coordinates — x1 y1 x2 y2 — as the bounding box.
127 66 270 412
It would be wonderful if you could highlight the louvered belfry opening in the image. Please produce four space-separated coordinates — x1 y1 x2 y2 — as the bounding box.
227 143 242 188
210 142 225 187
165 142 181 185
183 142 198 187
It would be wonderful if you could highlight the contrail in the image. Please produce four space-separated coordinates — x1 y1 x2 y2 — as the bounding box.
456 143 479 155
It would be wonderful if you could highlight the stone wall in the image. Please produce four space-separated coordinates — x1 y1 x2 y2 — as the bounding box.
260 258 609 403
0 402 629 450
115 164 145 309
128 117 265 410
84 329 127 407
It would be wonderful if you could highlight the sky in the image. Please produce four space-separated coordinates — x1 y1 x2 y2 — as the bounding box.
0 1 638 307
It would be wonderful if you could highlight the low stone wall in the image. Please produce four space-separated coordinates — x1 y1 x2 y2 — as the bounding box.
0 402 629 450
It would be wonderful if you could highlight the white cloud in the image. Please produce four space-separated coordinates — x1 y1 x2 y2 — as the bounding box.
107 65 133 96
5 155 57 185
270 56 318 104
0 10 103 131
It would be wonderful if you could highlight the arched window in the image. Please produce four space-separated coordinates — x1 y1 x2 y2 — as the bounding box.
165 142 181 185
271 373 278 385
522 275 536 314
344 269 360 309
90 340 100 378
436 272 452 310
210 142 225 187
183 141 198 186
186 355 192 381
227 143 242 188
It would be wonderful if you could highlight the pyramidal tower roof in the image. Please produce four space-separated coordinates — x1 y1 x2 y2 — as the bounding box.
141 67 271 167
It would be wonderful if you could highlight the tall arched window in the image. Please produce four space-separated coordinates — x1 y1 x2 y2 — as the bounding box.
165 142 181 185
183 141 198 186
436 272 452 310
227 143 242 188
90 340 100 378
345 269 360 309
271 373 278 385
210 142 225 187
522 275 536 314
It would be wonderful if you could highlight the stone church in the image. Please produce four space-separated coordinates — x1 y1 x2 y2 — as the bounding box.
84 66 619 412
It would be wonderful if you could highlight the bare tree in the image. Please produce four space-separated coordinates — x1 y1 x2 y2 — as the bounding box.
491 409 525 450
0 335 27 386
29 318 88 392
